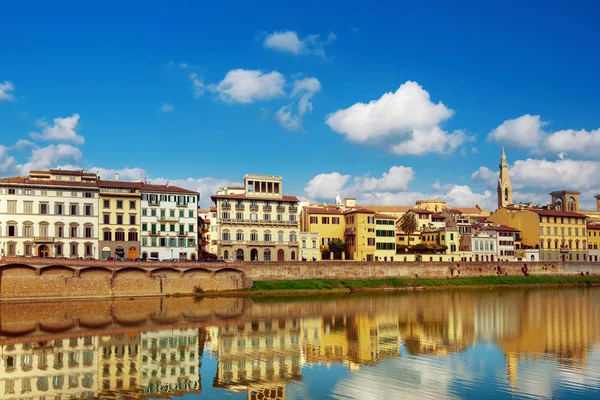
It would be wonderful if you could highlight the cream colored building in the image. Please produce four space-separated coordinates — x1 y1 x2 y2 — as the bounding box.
211 174 300 262
299 232 320 261
0 169 100 259
0 336 99 398
97 333 141 395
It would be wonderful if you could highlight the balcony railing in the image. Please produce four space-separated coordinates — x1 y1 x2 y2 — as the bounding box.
289 206 298 213
263 205 272 212
149 231 160 236
219 240 297 247
176 202 188 208
235 204 245 211
344 229 356 236
218 218 298 226
250 204 259 211
276 206 286 212
221 202 231 210
157 216 179 223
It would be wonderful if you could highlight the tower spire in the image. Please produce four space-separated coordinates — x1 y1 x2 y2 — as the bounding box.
498 148 512 209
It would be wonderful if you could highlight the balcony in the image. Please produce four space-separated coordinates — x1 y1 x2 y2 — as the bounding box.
221 202 231 210
289 206 298 213
276 206 286 212
157 216 179 223
218 218 298 227
250 204 259 212
149 231 160 236
34 236 55 243
235 204 245 211
344 229 356 236
176 202 188 208
263 205 272 212
148 199 159 206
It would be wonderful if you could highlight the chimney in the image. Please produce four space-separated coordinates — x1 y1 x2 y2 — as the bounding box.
115 173 119 181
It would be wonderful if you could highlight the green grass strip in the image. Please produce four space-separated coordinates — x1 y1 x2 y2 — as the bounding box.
249 275 600 292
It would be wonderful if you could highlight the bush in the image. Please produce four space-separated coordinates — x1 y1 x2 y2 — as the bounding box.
322 249 331 260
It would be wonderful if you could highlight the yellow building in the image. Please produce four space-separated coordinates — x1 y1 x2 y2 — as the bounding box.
98 179 141 260
299 231 321 261
97 333 141 395
488 206 588 262
374 214 397 261
420 227 460 255
587 224 600 262
344 209 376 261
300 206 345 248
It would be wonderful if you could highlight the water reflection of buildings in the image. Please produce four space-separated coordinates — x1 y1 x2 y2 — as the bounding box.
0 336 99 398
211 318 303 400
97 332 141 397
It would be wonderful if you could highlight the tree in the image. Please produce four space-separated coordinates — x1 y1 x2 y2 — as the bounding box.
329 239 348 260
399 213 418 235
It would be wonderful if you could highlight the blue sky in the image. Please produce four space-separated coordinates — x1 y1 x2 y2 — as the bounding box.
2 0 600 208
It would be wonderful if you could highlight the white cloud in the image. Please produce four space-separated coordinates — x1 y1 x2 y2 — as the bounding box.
359 166 414 192
30 114 84 144
263 30 336 56
190 73 205 98
91 167 146 182
210 69 285 103
160 103 174 113
487 114 545 148
148 176 241 208
325 81 468 156
17 144 83 175
13 139 36 151
0 145 17 174
275 77 321 131
304 172 351 200
543 127 600 158
0 81 15 101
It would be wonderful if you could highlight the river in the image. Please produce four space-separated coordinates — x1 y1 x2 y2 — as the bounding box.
1 287 600 399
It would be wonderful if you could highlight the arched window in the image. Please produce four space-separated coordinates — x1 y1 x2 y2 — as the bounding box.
575 240 580 249
223 250 229 260
490 242 494 251
484 242 489 251
474 242 479 251
291 251 296 261
264 249 271 261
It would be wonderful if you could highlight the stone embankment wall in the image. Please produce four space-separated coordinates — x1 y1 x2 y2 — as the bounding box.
1 257 600 300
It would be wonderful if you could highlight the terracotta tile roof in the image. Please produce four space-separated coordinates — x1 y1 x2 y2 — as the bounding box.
374 213 397 219
344 208 376 214
358 205 411 213
97 180 141 190
211 193 298 202
197 209 210 213
139 182 198 194
0 176 99 188
483 224 520 232
408 208 433 215
530 209 587 218
303 207 344 215
209 206 217 212
454 206 483 214
431 213 446 219
587 224 600 230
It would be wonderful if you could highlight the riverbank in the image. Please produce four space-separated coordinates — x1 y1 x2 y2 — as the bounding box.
242 275 600 295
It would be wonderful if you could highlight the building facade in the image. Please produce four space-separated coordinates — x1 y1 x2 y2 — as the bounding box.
140 184 199 261
98 179 141 260
588 224 600 262
299 231 321 261
0 170 100 259
211 174 300 262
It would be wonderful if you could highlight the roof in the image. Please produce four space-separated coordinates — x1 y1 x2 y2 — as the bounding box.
97 180 141 190
483 224 520 232
431 213 446 219
211 193 298 202
138 182 198 194
197 209 210 213
530 209 587 218
374 213 397 219
357 205 411 213
453 206 483 214
408 208 433 215
303 207 344 215
0 176 99 188
30 169 97 177
344 208 375 214
588 224 600 230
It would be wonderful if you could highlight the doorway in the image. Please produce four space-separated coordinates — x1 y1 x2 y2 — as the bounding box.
277 249 285 262
128 246 137 260
250 249 258 261
38 245 49 258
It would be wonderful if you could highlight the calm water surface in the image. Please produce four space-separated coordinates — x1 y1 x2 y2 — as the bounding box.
1 288 600 399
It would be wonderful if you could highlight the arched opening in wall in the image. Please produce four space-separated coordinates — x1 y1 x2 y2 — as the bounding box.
37 244 50 258
250 249 258 261
101 246 111 260
475 255 479 262
190 253 196 261
504 187 509 202
291 251 296 261
530 254 535 262
490 255 494 262
128 246 137 260
142 252 148 260
277 249 284 262
562 254 566 262
236 249 244 261
568 197 577 212
6 356 14 368
223 250 229 261
115 246 125 259
264 249 271 262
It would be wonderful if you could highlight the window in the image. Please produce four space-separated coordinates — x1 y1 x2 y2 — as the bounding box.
8 188 15 195
103 200 110 208
56 203 64 215
302 240 306 248
250 233 258 241
70 204 78 215
84 227 93 238
115 231 125 241
7 200 16 213
322 217 330 224
264 213 271 221
24 225 32 237
24 201 33 214
129 215 136 225
71 243 78 256
170 224 175 232
128 232 138 241
222 212 230 219
367 238 375 246
264 233 272 242
222 232 231 241
129 201 136 209
142 208 147 216
367 216 375 224
290 234 297 242
142 223 147 231
310 216 318 224
290 214 297 222
189 224 194 232
117 215 123 225
236 212 244 221
179 210 184 218
332 217 340 224
278 233 284 242
312 240 317 248
84 204 92 216
116 200 123 209
236 232 244 241
151 209 157 217
40 203 49 214
104 231 112 241
250 213 258 220
103 214 110 224
57 225 64 238
70 226 78 237
189 210 194 218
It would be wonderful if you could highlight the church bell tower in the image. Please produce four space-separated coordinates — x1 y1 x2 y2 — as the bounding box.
497 147 513 209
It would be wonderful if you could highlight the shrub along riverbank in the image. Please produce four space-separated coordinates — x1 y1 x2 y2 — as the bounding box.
248 276 600 292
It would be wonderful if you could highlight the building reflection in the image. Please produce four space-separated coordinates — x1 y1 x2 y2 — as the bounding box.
1 289 600 398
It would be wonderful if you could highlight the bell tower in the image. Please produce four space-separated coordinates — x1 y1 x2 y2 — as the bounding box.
497 148 513 209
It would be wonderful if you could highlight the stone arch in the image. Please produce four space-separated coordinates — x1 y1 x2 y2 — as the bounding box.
150 267 180 277
214 267 244 277
40 265 76 277
183 268 212 277
568 196 577 212
250 248 258 261
555 197 564 211
39 320 76 333
236 248 244 261
0 264 38 276
277 249 285 262
79 317 113 329
79 267 113 277
114 267 147 277
264 248 271 261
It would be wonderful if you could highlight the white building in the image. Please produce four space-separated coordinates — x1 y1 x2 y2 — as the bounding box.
140 184 199 261
0 170 100 259
299 232 321 261
471 224 519 262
